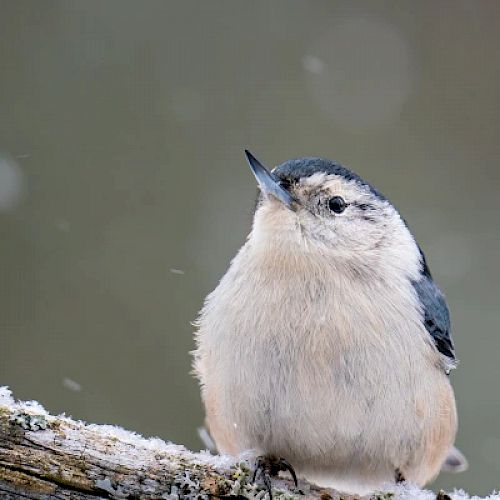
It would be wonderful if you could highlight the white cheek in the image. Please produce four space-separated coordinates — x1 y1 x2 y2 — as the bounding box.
250 196 421 282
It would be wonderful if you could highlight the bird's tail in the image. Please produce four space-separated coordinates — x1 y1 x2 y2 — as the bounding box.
441 446 468 473
197 425 217 453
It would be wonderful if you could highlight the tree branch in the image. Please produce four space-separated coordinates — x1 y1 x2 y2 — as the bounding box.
0 387 475 499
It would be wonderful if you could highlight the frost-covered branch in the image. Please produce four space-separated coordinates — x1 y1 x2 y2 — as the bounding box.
0 388 487 499
0 387 336 499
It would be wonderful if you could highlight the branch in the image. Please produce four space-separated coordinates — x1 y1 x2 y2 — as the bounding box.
0 387 475 499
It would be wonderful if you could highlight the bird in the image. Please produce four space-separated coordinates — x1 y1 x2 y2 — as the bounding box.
192 151 467 495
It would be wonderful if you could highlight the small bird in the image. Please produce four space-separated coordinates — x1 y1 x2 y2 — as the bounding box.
193 151 467 495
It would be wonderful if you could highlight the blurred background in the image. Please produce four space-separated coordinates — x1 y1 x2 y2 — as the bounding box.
0 0 499 495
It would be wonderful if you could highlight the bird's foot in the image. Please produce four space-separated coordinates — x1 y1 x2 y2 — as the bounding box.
395 468 406 483
252 455 298 498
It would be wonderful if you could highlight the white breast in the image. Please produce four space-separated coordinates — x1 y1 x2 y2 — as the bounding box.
193 239 456 494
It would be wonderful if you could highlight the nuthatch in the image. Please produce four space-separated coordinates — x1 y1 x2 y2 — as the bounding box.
193 151 467 495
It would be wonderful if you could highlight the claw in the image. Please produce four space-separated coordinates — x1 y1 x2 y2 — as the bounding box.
277 458 298 488
395 468 406 483
253 456 273 498
263 471 272 498
251 457 260 484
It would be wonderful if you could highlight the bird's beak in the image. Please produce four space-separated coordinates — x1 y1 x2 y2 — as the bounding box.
244 150 295 207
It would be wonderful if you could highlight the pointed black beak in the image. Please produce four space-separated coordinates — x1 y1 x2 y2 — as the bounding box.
244 150 295 207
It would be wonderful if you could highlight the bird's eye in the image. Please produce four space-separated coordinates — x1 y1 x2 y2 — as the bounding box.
328 196 347 214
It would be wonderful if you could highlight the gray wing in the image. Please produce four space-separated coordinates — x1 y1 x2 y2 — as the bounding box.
413 252 456 365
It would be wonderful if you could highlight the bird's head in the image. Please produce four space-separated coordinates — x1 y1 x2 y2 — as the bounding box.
245 150 422 279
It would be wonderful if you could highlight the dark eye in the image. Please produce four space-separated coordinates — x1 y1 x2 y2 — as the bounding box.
328 196 347 214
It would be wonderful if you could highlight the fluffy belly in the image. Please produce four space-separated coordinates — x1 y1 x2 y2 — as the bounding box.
204 337 456 492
